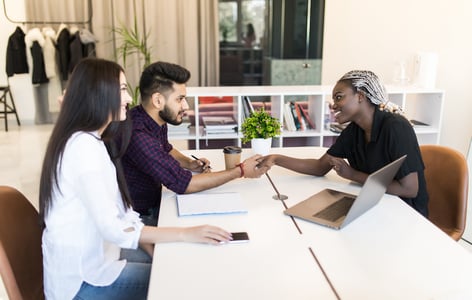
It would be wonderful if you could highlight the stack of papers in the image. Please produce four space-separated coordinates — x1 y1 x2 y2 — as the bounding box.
202 116 237 134
176 192 247 216
168 122 191 135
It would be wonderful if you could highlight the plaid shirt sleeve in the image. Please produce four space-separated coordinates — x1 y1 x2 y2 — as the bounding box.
126 126 192 194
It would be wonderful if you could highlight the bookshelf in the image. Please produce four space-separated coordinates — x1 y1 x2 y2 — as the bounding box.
169 85 444 150
220 47 263 86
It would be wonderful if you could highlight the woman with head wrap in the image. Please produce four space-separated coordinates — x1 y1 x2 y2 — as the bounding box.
258 70 428 217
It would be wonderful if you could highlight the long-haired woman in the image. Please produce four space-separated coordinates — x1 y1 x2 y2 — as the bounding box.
39 58 231 300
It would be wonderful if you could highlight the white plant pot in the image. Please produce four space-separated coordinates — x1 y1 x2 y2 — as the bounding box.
251 138 272 155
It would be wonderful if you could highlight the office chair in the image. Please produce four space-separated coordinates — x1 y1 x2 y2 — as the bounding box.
420 145 469 241
0 186 44 300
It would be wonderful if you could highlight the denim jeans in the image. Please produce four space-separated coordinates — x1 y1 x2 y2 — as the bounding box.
140 207 159 226
73 248 152 300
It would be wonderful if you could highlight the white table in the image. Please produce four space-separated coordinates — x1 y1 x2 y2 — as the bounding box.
148 147 472 300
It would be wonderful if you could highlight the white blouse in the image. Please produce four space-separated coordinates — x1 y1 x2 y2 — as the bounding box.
42 131 144 300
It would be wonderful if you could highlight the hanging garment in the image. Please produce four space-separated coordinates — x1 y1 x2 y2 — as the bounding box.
6 26 29 76
41 27 58 79
79 28 97 57
56 24 71 81
25 28 49 84
68 31 83 73
68 28 97 73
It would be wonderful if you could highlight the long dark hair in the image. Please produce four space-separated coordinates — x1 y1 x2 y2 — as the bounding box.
39 58 132 224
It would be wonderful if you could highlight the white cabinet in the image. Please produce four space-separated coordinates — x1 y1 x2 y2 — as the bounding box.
169 85 444 150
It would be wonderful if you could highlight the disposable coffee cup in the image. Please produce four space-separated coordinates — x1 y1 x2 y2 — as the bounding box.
223 146 242 170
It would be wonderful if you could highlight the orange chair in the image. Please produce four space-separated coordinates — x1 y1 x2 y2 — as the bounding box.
420 145 469 241
0 186 44 300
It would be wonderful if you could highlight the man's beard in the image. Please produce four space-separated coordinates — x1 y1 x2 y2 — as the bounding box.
159 104 183 126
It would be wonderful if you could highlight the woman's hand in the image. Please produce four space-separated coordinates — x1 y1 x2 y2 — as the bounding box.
242 155 270 178
255 154 278 168
180 225 232 245
329 157 354 180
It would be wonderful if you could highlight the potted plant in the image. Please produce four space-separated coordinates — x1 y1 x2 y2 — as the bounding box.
113 17 152 107
241 108 282 155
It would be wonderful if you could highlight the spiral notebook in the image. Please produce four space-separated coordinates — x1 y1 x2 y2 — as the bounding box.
176 192 247 216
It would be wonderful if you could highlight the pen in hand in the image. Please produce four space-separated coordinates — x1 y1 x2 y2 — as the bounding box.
191 155 212 169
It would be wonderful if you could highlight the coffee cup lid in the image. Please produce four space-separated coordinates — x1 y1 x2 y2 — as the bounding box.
223 146 242 154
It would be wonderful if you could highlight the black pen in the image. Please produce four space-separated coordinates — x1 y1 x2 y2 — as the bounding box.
191 155 212 169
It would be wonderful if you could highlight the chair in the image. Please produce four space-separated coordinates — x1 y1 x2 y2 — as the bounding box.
0 186 44 300
420 145 469 241
0 85 21 131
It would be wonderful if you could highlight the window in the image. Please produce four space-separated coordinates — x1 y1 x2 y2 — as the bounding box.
219 0 266 47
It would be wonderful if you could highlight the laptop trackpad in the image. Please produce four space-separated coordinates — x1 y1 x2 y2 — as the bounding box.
313 196 355 222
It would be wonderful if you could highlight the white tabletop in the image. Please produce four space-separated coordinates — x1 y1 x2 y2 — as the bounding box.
148 147 472 300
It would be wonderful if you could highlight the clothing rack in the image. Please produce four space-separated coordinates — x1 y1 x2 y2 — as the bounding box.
2 0 93 29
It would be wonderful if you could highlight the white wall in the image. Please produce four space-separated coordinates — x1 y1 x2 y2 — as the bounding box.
1 0 471 154
1 0 63 125
1 0 37 124
322 0 472 155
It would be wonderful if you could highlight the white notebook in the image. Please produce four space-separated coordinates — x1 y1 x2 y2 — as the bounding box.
176 192 247 216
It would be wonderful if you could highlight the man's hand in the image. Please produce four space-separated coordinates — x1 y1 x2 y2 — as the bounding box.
187 157 212 173
242 154 270 178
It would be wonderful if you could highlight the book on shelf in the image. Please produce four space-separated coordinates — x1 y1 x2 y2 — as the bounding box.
243 96 255 117
283 102 296 131
289 102 301 131
297 103 316 130
167 121 191 135
202 116 237 134
283 101 316 132
293 102 306 131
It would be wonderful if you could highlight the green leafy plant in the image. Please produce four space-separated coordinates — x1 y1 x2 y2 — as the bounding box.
241 108 282 143
113 18 152 107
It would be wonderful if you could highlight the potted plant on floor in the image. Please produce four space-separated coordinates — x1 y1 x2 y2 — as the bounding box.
241 108 282 155
113 17 152 107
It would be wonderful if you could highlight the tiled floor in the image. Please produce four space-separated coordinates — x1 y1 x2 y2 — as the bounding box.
0 123 471 299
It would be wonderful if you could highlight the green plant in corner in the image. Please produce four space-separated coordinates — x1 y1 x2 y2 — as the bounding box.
241 108 282 144
113 17 152 107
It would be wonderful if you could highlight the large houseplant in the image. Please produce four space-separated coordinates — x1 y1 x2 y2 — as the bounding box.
113 17 152 107
241 108 282 154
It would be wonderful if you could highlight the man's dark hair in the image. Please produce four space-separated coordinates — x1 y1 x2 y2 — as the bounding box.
139 61 191 102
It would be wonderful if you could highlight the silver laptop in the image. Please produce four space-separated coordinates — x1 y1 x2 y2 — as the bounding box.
284 155 406 230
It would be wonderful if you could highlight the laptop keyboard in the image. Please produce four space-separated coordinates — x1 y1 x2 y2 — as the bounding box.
313 196 355 222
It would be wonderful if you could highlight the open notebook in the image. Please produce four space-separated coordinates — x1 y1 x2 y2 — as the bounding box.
176 192 247 216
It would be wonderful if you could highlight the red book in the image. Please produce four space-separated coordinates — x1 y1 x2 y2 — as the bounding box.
296 102 316 130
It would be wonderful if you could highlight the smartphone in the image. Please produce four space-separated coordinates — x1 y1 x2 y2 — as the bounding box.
220 232 249 244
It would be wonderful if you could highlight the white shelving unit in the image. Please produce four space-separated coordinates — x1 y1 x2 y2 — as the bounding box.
169 85 444 150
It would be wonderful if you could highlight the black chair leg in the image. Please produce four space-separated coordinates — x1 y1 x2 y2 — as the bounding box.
0 86 21 132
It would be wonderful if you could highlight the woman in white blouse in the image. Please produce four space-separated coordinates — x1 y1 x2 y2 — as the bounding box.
39 58 232 300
